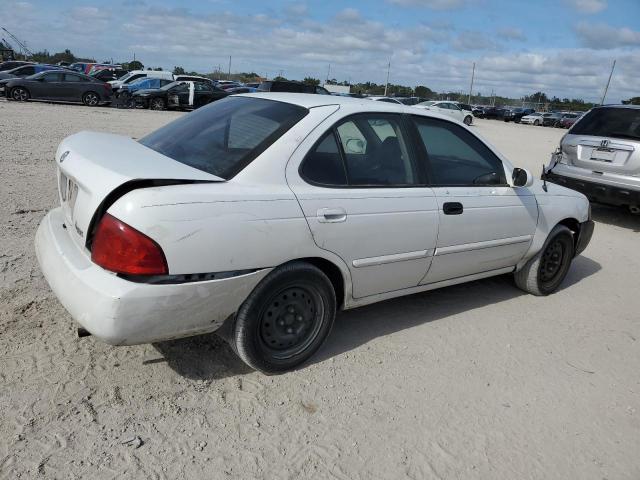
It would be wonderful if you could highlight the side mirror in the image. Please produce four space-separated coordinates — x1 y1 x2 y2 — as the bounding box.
512 167 534 187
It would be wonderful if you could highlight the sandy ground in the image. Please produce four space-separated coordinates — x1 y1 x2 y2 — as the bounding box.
1 99 639 480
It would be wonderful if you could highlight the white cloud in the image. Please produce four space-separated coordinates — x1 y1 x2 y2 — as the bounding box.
497 27 525 41
1 2 637 102
563 0 607 14
575 22 640 49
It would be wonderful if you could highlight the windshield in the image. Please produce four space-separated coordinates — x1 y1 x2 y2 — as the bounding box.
417 101 436 106
139 96 309 179
570 107 640 141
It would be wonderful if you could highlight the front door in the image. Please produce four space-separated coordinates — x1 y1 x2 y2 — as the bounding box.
410 115 538 284
287 113 439 298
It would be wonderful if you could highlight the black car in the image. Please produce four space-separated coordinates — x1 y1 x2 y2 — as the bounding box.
503 108 535 123
479 106 506 119
91 68 129 82
257 80 331 95
133 81 229 110
542 112 564 127
0 60 32 72
3 70 112 106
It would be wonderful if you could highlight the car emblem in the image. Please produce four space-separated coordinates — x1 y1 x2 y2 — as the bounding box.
600 139 609 148
59 151 70 163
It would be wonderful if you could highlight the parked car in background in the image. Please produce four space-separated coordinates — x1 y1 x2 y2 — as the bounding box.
245 82 260 88
109 70 174 94
472 105 485 117
503 108 535 123
559 113 584 128
477 106 506 120
69 62 97 74
133 81 229 110
174 75 214 85
452 102 473 114
396 97 428 106
227 86 259 93
520 112 546 126
214 80 243 90
91 67 129 82
257 80 331 95
121 77 174 95
0 60 33 71
415 100 473 125
542 112 564 127
367 96 404 104
544 105 640 214
4 70 112 106
35 93 592 374
0 63 59 81
557 113 580 128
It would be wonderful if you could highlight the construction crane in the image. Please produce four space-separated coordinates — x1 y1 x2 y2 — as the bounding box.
1 27 33 57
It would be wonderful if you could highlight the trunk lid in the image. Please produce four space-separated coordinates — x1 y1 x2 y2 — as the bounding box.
55 131 222 252
562 134 639 175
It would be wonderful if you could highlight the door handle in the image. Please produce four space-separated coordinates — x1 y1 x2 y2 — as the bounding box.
443 202 463 215
317 208 347 223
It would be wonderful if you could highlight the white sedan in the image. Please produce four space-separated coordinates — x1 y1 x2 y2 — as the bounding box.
415 100 474 125
35 93 594 373
521 112 546 125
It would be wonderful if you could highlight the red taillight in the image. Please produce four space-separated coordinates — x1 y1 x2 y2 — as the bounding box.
91 213 168 275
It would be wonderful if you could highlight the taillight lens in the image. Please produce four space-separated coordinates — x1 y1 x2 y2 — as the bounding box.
91 213 168 275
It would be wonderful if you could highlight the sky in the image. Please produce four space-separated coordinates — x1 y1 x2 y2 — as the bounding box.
1 0 639 102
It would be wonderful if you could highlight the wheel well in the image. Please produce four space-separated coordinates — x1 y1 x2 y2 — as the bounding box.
295 257 345 309
558 218 580 250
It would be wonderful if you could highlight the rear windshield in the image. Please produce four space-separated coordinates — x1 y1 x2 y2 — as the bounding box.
570 107 640 141
139 96 308 179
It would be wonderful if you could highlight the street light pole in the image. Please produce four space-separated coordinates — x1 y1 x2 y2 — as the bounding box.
467 62 475 105
384 59 390 96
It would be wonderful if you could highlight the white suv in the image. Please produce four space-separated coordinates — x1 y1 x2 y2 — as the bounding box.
543 105 640 215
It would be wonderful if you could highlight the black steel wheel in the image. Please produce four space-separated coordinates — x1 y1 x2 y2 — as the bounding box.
149 97 166 110
82 92 99 106
11 87 29 102
514 225 574 296
232 261 337 373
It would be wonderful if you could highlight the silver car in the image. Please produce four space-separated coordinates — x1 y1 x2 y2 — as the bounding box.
544 105 640 215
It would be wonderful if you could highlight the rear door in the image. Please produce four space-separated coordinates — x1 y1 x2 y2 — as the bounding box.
287 112 439 298
411 115 538 284
61 73 86 101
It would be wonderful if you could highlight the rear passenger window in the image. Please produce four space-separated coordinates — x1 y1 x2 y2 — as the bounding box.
413 116 505 186
300 132 348 186
301 115 418 187
64 74 83 82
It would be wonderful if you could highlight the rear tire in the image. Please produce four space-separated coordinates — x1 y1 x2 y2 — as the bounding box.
534 119 540 126
463 115 472 126
11 87 29 102
149 97 166 110
514 225 574 296
82 91 99 106
232 262 336 374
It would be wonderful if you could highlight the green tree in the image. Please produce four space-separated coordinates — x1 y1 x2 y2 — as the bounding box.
272 75 288 81
622 97 640 105
126 60 144 70
173 66 185 75
303 77 320 86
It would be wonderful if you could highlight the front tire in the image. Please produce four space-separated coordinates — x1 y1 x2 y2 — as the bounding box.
232 262 336 374
149 97 166 110
514 225 574 296
534 119 540 126
82 91 100 106
11 87 29 101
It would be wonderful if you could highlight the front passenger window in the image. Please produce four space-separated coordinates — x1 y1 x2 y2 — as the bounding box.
413 116 506 186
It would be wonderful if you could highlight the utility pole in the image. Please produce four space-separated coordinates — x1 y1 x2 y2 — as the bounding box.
600 59 616 105
326 64 331 84
467 62 475 105
227 56 232 80
384 59 391 96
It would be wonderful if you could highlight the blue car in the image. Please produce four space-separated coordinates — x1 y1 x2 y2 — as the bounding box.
119 77 174 95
